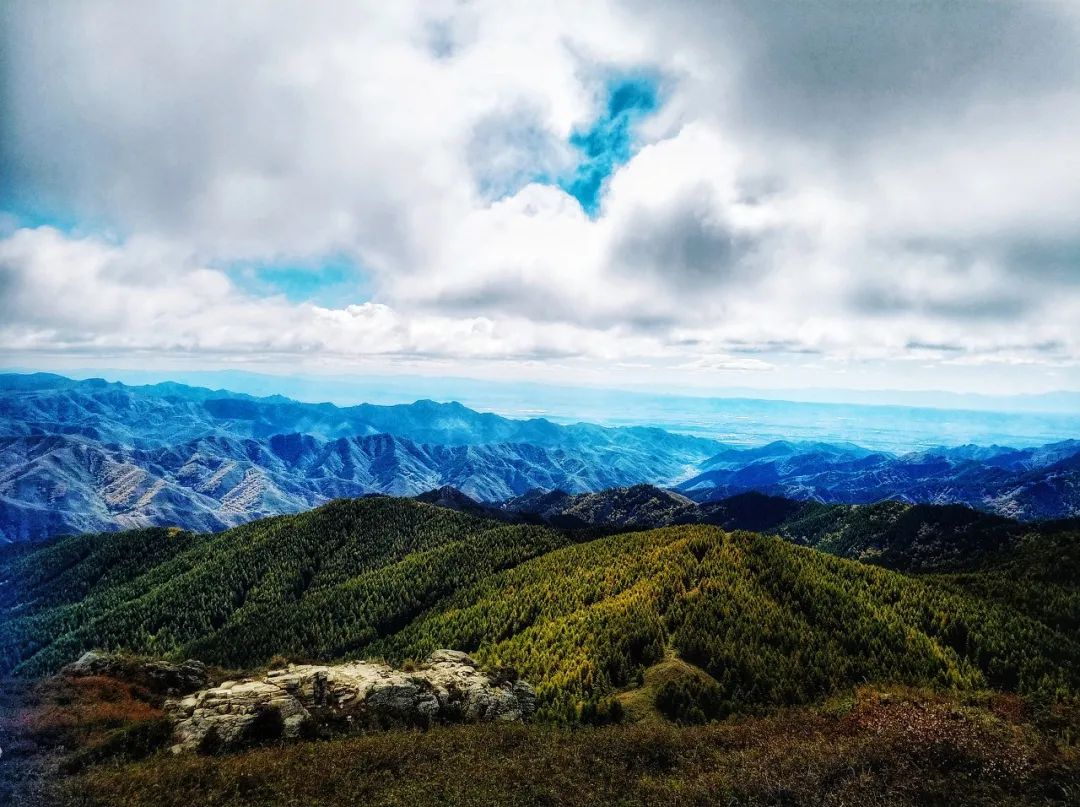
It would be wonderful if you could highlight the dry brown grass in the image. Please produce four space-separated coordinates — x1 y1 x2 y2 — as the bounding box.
53 686 1079 807
17 676 162 745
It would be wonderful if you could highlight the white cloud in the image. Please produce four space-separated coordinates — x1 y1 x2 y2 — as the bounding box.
0 226 670 364
1 0 1079 394
677 355 775 372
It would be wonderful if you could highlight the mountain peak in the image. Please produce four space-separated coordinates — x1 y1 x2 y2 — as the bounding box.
414 485 482 509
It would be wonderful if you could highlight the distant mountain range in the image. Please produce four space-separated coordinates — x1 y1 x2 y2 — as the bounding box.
0 373 719 453
0 432 710 540
0 374 719 541
675 438 1080 521
0 373 1078 542
415 483 1067 572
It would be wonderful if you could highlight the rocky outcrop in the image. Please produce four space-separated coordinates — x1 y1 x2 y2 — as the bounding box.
62 651 209 695
165 650 536 753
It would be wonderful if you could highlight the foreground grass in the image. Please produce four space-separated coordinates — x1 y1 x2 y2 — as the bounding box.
54 687 1080 807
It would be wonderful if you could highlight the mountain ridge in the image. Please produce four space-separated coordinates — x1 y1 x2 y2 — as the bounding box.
414 484 1057 572
677 438 1080 521
0 431 706 542
0 373 723 452
1 373 1079 541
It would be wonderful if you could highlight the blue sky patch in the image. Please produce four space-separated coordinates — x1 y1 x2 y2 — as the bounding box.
0 196 117 240
560 75 660 216
226 254 371 307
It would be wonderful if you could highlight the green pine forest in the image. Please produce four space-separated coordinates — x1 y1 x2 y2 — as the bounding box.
2 497 1079 723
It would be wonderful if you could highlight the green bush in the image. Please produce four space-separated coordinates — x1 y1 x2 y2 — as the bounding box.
655 677 726 725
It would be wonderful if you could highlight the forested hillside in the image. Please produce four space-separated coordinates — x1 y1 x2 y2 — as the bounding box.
0 499 571 675
3 498 1078 724
373 523 1080 719
438 484 1054 571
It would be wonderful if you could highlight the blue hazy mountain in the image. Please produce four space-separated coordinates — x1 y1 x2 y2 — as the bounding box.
676 439 1080 521
0 373 720 452
1 432 704 541
1 373 1078 542
10 368 1080 452
0 374 721 541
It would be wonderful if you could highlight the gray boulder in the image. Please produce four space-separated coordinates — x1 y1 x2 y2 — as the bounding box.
166 679 311 753
165 650 536 753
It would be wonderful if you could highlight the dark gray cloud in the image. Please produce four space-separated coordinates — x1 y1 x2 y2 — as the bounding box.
427 274 564 315
850 284 1033 321
905 340 965 354
742 1 1075 135
908 338 1067 357
724 339 821 356
635 0 1080 147
609 185 763 288
1001 239 1080 285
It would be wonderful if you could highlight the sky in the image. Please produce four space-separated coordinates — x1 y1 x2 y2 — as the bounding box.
1 1 1080 399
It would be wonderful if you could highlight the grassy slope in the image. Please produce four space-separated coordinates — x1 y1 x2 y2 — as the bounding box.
615 649 716 724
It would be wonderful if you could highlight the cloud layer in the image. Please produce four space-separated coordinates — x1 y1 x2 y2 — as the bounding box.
1 0 1079 393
